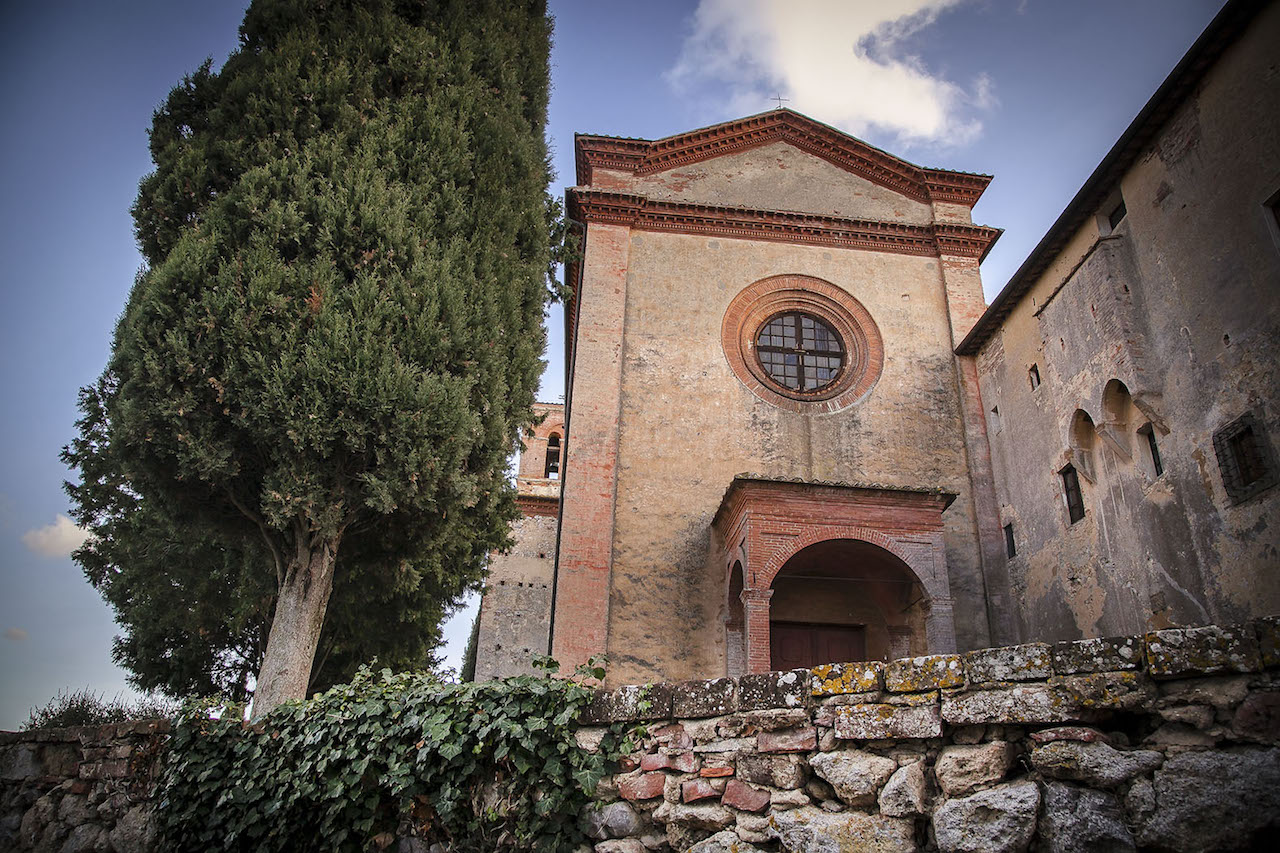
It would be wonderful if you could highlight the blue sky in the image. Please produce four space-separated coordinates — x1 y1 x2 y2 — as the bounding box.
0 0 1227 728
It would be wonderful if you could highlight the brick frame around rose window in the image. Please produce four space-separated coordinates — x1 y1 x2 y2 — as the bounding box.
721 274 885 414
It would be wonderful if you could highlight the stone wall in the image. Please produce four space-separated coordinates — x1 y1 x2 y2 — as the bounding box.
576 618 1280 852
0 719 166 852
5 620 1279 852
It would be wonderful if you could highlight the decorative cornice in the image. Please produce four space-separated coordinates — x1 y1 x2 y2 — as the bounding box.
515 494 559 518
567 190 1002 261
934 223 1005 261
575 110 993 207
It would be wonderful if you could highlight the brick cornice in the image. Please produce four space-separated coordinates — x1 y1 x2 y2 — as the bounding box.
515 494 559 518
567 190 1001 262
575 110 993 206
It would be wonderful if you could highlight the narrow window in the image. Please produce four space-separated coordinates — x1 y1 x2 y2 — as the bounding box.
990 405 1001 433
1107 200 1127 231
1213 412 1276 504
1139 423 1163 477
1003 523 1016 558
1061 464 1085 524
1029 364 1041 390
544 434 561 479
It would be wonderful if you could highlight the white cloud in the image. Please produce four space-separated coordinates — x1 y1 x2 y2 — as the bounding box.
667 0 993 149
4 627 28 642
21 514 90 559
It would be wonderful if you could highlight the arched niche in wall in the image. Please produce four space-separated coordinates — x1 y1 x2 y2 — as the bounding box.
1069 409 1100 483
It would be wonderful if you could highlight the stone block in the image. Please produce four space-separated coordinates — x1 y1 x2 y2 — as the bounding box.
681 778 722 803
1145 624 1261 677
736 753 808 789
721 779 771 813
932 781 1039 853
934 742 1014 796
717 708 809 736
1055 671 1156 711
809 750 897 806
1135 747 1280 852
766 806 916 852
878 760 927 817
686 830 767 853
832 702 942 739
757 727 816 753
811 662 883 696
618 772 666 802
583 801 643 841
1052 635 1143 674
640 751 698 773
581 683 673 724
651 800 734 831
737 670 810 711
1031 740 1161 788
691 738 754 757
963 643 1052 683
941 683 1077 725
1254 616 1280 668
1038 782 1135 853
1231 691 1280 741
884 654 964 692
595 840 645 853
672 679 738 719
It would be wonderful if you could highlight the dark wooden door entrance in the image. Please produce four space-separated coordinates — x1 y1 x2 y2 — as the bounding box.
770 621 867 670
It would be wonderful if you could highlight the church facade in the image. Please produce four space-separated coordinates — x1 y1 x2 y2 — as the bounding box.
475 0 1280 686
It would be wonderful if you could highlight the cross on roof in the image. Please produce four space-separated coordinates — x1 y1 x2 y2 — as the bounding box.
771 94 790 109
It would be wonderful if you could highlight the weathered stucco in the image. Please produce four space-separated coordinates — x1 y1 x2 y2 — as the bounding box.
575 140 997 685
975 2 1280 642
598 141 938 224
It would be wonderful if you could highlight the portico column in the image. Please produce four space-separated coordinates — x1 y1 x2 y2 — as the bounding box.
742 588 774 674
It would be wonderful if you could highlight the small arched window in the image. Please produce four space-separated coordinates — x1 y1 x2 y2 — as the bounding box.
544 434 561 479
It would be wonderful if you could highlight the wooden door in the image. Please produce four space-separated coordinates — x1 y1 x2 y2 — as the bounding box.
770 622 867 669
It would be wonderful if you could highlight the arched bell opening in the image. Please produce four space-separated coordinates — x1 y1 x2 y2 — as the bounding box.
767 539 928 670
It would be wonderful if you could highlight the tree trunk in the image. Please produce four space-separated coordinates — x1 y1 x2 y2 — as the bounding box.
251 533 340 719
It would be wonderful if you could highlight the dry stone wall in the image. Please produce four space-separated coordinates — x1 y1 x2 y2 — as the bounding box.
3 620 1279 852
576 618 1280 852
0 719 166 852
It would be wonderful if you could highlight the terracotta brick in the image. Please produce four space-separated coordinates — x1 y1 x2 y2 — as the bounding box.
618 772 666 801
757 727 817 753
722 779 772 812
700 765 734 778
640 751 698 773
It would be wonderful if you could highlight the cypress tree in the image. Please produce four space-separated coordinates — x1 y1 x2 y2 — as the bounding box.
63 0 555 715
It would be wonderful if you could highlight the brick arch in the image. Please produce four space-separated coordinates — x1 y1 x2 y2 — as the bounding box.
756 525 935 600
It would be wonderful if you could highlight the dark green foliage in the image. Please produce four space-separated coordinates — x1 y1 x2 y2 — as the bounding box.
63 0 557 702
157 663 632 852
23 688 176 731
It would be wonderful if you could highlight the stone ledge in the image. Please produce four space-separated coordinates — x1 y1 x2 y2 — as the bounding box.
577 617 1279 724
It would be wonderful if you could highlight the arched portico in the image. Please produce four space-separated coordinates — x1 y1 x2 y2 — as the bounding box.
713 475 957 674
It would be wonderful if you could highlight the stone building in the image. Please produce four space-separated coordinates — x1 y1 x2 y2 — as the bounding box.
473 401 563 680
474 0 1280 686
956 0 1280 642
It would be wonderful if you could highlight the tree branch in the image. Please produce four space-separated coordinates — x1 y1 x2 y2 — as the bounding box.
225 489 285 589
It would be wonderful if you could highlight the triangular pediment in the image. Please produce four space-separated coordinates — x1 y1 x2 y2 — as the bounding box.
575 109 991 208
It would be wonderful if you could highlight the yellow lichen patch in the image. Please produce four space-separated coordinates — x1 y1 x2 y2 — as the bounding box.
811 662 883 696
886 654 964 692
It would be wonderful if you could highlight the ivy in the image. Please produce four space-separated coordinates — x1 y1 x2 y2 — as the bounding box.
157 660 633 851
